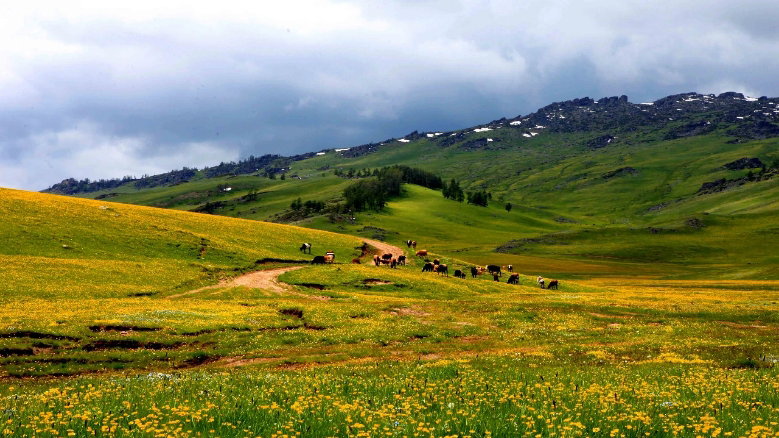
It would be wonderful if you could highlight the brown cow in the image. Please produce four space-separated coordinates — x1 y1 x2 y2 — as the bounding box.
547 279 559 290
352 258 361 264
433 259 440 266
412 241 417 249
397 255 406 266
373 255 381 266
390 258 397 269
507 273 519 284
324 254 334 264
381 253 393 261
437 264 448 277
416 250 428 257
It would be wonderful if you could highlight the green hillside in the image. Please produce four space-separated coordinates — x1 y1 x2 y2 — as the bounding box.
2 188 779 437
70 137 779 278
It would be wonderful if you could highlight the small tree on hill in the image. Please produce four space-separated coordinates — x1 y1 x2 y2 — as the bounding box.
505 202 512 212
291 197 303 211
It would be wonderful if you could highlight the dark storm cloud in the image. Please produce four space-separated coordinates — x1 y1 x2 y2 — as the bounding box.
1 0 778 190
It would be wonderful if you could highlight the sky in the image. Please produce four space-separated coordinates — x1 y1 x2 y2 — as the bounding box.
2 0 779 190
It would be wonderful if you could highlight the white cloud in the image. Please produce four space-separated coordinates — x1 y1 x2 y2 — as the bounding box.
0 122 237 190
1 0 779 190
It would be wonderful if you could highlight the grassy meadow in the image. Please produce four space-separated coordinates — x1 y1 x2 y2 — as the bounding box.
1 187 779 436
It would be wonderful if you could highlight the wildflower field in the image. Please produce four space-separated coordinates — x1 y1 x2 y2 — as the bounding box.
1 188 779 436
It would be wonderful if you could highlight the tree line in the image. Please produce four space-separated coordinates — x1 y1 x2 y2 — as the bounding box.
342 165 443 212
335 165 443 190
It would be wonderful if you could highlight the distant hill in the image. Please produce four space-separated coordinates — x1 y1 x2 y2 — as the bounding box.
45 91 779 198
41 91 779 273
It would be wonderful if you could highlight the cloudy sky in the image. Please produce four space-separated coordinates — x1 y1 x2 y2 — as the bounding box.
2 0 779 190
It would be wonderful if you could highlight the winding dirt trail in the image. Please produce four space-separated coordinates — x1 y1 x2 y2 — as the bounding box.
167 266 304 299
361 238 406 260
168 239 406 299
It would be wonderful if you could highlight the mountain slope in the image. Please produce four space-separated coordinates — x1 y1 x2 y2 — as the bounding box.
1 187 362 299
41 91 779 273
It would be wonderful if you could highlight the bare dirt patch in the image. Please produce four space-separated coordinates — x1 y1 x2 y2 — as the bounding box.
221 357 281 368
385 306 431 317
364 278 393 285
168 266 306 298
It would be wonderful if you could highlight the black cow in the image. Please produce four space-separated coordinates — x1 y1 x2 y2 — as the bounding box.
470 267 478 278
406 240 413 248
311 255 326 264
397 255 406 266
507 264 513 272
454 269 466 279
422 262 435 272
493 274 500 282
300 243 312 254
507 273 519 284
547 279 559 290
437 264 448 277
487 265 502 277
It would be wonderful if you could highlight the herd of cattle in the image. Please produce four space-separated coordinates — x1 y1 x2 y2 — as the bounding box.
300 241 560 289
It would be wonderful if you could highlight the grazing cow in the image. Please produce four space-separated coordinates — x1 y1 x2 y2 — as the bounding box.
478 267 487 275
507 273 519 284
422 262 435 272
537 276 545 289
397 255 406 266
412 241 417 249
324 252 335 264
299 243 312 254
406 240 413 248
507 265 513 272
380 258 392 265
470 267 478 278
373 255 381 266
390 258 398 268
547 279 559 290
352 258 361 264
493 274 500 282
487 265 502 277
437 264 448 277
311 255 326 264
381 253 393 261
454 269 466 279
433 259 440 266
416 250 428 257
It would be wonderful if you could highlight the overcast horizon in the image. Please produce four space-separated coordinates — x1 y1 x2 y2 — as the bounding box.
2 0 779 191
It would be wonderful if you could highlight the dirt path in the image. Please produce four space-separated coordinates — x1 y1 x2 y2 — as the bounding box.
169 239 405 298
167 266 305 298
361 238 406 260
